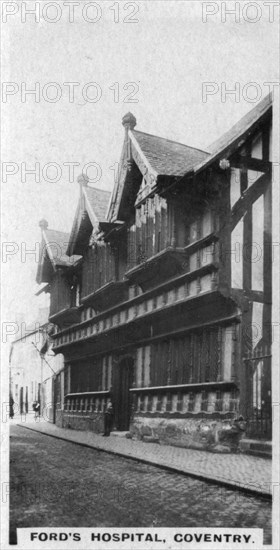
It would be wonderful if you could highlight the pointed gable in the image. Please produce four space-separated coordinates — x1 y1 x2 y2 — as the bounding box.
43 228 71 267
37 96 273 280
84 185 111 222
67 174 111 256
36 220 81 284
107 113 138 222
130 130 209 177
107 112 209 221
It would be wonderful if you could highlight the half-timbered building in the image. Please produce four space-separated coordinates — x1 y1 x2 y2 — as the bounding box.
36 94 273 450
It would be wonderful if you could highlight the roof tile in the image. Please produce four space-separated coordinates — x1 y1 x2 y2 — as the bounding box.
131 130 209 177
44 229 80 267
208 93 272 156
84 186 111 221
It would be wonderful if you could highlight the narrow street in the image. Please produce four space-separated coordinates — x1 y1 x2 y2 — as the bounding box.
10 425 272 544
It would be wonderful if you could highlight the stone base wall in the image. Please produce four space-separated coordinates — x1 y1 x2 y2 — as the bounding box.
55 409 63 428
45 406 55 423
56 410 104 433
129 415 246 452
54 410 246 453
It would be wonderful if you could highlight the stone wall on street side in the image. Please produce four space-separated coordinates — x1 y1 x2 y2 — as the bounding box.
56 410 105 433
129 415 246 453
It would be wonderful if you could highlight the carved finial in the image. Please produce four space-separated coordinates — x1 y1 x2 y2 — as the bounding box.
39 219 48 230
122 112 137 131
77 173 89 187
219 158 230 170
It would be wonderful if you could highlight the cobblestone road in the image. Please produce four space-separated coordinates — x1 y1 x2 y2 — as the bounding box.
10 425 272 544
15 418 272 496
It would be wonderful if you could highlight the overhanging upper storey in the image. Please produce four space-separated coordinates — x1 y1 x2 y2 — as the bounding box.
66 174 111 256
36 220 81 285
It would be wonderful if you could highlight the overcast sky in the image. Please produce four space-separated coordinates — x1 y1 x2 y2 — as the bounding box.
2 0 279 340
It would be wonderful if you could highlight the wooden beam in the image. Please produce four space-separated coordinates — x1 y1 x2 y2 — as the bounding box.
231 288 269 304
240 166 248 195
262 123 270 161
231 172 270 231
230 155 271 173
263 181 272 303
243 207 252 293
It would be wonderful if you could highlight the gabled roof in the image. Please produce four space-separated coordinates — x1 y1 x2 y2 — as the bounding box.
107 96 272 220
191 93 272 176
37 96 273 274
208 93 272 155
107 119 210 221
67 179 111 256
43 228 73 267
36 222 81 284
84 185 111 222
107 137 135 222
130 130 209 177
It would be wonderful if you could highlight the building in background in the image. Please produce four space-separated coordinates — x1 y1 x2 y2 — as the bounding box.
9 308 64 422
36 94 272 450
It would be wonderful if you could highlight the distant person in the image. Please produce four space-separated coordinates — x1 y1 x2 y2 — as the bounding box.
33 401 40 420
103 399 114 436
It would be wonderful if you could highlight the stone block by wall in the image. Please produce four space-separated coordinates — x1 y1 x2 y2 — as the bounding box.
130 415 245 452
58 410 104 433
55 409 63 428
46 406 54 423
55 410 245 452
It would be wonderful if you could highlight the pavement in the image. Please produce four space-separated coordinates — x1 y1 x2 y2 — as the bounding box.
13 415 273 498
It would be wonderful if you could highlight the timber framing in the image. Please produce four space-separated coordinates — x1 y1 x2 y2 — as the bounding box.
37 94 273 443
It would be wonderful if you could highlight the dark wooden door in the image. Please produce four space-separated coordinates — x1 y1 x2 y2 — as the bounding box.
113 357 134 431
